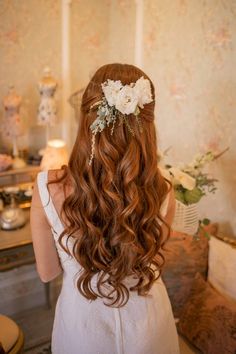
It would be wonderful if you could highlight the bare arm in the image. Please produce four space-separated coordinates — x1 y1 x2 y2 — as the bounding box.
30 177 62 283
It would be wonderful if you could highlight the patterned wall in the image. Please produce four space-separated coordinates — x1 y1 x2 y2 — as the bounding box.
0 0 62 151
141 0 236 236
71 0 110 90
70 0 110 141
107 0 136 64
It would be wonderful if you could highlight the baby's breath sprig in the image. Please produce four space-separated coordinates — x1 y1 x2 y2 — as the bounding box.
123 115 135 136
89 130 97 166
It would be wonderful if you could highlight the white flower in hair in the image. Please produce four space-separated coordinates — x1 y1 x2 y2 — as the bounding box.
134 76 153 109
115 85 139 115
101 79 123 107
89 75 153 165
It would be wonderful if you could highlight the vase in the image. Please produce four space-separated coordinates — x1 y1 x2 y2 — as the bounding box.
172 200 199 235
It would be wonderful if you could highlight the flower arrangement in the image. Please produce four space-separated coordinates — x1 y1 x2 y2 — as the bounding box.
160 147 229 237
163 150 220 206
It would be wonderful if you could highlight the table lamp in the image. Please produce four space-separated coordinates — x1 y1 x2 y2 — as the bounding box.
40 139 68 171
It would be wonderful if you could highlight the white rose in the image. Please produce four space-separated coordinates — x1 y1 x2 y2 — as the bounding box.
169 167 196 190
115 85 138 115
183 164 199 177
159 167 172 181
101 79 123 107
134 76 153 109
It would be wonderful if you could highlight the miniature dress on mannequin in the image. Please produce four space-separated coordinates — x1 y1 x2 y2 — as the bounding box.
2 86 26 169
38 68 57 143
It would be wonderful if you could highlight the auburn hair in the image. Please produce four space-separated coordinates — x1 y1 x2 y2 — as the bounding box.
55 63 171 307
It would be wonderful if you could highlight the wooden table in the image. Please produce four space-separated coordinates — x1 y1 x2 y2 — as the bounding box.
0 210 51 308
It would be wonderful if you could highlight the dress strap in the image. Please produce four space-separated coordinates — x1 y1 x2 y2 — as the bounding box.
37 171 64 235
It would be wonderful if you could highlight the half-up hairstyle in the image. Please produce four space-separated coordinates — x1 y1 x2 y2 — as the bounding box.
57 63 171 307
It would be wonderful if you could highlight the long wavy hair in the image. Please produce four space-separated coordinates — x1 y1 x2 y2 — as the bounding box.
55 63 171 307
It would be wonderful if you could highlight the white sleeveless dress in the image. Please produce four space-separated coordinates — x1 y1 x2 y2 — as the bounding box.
37 171 180 354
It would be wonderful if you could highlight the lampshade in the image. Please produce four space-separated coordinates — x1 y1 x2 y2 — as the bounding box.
40 139 68 171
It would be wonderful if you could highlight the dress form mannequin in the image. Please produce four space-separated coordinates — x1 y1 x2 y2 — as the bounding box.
2 86 26 169
38 67 57 142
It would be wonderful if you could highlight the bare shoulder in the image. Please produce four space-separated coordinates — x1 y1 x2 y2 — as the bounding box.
47 169 65 198
47 168 72 214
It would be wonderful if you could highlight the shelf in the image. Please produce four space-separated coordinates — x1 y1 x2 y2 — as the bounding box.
0 165 41 188
0 165 40 178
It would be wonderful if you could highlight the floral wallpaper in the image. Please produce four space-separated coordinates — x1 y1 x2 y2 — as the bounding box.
70 0 110 141
71 0 110 89
0 0 63 151
107 0 136 64
141 0 236 236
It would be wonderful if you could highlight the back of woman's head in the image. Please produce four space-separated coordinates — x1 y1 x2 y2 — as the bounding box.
61 63 171 307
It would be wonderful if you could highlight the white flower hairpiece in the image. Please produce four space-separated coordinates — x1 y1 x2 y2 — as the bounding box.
89 76 153 165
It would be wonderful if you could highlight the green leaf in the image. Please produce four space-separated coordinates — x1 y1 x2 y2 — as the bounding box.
175 190 186 204
184 187 203 204
202 218 210 225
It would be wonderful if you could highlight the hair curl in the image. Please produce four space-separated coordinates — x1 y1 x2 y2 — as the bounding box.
55 63 171 307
